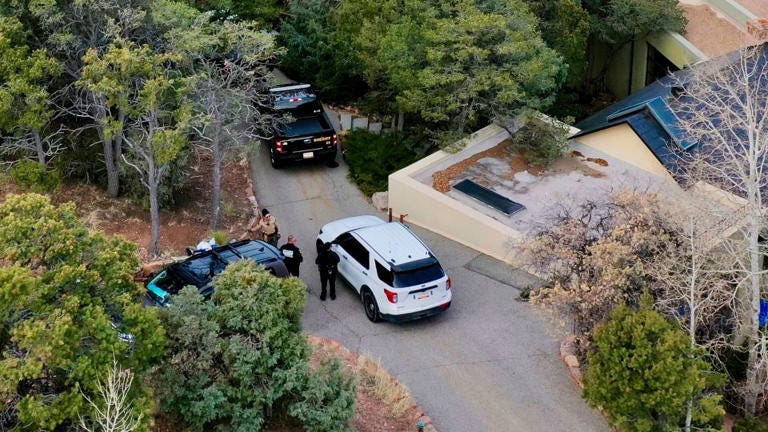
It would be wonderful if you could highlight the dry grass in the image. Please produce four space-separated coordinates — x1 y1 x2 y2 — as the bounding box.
355 355 415 417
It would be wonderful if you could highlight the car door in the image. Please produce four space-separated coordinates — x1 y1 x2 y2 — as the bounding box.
334 233 370 293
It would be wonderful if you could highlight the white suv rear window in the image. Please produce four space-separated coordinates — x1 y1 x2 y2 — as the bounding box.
393 263 445 288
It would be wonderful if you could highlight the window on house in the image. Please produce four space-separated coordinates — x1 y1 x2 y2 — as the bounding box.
646 43 679 86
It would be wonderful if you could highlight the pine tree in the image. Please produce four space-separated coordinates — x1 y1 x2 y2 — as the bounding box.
584 293 724 432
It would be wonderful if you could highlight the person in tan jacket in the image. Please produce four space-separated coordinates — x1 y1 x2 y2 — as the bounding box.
252 208 279 246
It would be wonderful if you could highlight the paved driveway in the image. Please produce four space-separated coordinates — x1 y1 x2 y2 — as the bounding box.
249 149 610 432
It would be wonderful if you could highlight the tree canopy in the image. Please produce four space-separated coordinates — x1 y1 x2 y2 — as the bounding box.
585 0 687 46
584 294 724 432
155 260 355 431
0 16 62 167
0 193 165 430
285 0 565 145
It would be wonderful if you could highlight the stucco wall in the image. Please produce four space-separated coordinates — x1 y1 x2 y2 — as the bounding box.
388 125 525 265
575 124 675 180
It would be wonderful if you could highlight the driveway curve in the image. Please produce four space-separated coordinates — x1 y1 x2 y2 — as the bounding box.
248 148 610 432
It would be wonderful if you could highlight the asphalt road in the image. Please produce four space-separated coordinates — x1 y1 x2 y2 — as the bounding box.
248 148 611 432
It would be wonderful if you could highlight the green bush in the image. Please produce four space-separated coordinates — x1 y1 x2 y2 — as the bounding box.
584 293 725 432
288 357 357 432
210 230 229 246
8 160 61 192
155 261 356 431
344 130 426 196
0 194 165 430
508 118 570 168
734 416 768 432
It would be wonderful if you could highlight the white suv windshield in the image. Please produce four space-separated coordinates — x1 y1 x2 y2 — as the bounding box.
393 262 445 288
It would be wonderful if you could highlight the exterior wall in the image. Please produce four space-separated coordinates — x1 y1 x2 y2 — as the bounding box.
388 125 525 265
630 40 649 93
575 124 675 180
604 31 708 98
605 42 633 98
646 31 709 68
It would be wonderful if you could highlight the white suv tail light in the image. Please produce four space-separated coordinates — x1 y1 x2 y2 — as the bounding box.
384 288 398 303
446 277 451 291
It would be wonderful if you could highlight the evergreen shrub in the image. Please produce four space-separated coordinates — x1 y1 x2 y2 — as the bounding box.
584 293 725 432
8 160 61 192
344 130 425 196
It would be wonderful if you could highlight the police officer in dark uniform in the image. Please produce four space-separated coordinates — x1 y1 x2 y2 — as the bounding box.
315 242 340 301
279 235 303 277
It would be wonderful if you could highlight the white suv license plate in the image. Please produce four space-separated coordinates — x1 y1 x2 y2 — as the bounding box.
302 152 314 159
414 291 432 300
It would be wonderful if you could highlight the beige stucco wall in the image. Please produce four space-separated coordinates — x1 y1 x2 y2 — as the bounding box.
388 125 525 265
576 124 675 180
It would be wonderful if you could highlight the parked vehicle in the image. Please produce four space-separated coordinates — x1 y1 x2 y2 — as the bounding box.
145 240 289 306
316 215 452 322
268 83 338 168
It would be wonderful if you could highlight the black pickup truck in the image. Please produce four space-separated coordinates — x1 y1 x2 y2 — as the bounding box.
268 83 338 168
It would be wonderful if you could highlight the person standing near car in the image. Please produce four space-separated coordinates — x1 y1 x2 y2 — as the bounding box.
254 208 280 246
279 234 303 277
315 242 339 301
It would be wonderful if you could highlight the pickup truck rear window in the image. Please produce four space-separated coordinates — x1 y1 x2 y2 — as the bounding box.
393 263 445 288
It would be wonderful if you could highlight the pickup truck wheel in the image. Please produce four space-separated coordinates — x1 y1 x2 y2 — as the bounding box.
362 289 381 323
269 147 282 169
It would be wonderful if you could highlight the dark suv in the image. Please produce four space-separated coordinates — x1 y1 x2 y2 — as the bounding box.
145 240 289 306
267 83 337 168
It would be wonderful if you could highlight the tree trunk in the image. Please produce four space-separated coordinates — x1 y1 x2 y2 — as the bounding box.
397 110 404 132
148 169 161 258
744 217 762 415
210 136 223 230
95 101 121 198
108 109 126 198
104 137 120 198
685 230 697 432
33 130 46 168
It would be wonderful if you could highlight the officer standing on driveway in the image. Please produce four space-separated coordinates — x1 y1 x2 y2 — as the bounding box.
279 234 303 277
255 208 280 246
315 242 340 301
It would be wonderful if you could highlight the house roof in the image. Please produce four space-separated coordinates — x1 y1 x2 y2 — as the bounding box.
575 43 768 182
574 73 688 178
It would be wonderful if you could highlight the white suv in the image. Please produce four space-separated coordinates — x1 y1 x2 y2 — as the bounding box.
316 215 452 322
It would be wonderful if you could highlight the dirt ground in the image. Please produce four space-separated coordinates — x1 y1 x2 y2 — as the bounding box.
46 150 255 259
0 149 421 432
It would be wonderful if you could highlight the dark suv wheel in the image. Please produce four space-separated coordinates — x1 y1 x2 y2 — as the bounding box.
269 147 282 169
362 289 381 323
